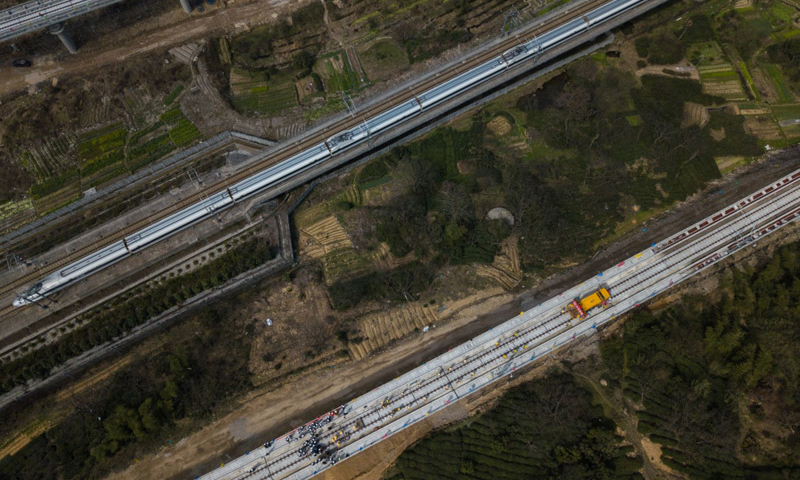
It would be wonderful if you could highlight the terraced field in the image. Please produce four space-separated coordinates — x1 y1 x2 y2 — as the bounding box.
763 63 795 103
0 198 36 235
475 236 522 290
742 115 782 140
229 68 299 115
348 302 439 360
316 51 361 93
773 103 800 137
698 64 747 101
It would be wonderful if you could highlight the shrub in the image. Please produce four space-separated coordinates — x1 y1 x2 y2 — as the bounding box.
634 36 650 57
163 84 185 105
646 34 684 65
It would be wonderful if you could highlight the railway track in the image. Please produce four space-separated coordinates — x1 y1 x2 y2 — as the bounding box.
0 0 610 316
203 166 800 480
0 134 252 267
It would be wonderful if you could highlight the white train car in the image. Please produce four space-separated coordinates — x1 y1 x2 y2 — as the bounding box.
418 57 507 109
325 124 371 154
502 43 539 67
586 0 642 26
364 99 421 136
125 191 233 252
228 144 331 202
12 240 129 306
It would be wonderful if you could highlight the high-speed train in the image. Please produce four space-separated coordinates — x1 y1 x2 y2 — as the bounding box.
13 0 647 307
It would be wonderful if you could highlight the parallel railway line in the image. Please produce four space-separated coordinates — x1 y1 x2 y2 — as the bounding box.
0 134 260 267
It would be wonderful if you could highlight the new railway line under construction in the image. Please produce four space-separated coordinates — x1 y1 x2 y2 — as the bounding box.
200 164 800 480
1 0 667 319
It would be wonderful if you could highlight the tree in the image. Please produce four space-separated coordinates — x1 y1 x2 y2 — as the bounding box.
160 379 179 412
291 50 316 76
138 398 161 432
103 405 144 441
437 182 474 225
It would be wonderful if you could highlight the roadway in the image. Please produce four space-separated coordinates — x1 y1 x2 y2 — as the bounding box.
200 167 800 480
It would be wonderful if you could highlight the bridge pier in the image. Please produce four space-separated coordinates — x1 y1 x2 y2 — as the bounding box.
47 23 77 54
180 0 192 13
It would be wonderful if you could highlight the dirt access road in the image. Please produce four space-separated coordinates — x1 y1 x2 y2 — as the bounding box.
0 0 311 97
107 146 800 480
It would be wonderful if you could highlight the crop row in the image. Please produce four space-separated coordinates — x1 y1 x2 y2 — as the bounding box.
128 121 165 145
169 118 201 147
76 124 127 161
163 84 185 106
80 150 125 178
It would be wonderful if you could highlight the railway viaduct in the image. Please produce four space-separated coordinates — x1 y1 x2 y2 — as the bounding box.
0 0 197 54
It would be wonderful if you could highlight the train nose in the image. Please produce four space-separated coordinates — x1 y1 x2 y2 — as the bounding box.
12 296 27 307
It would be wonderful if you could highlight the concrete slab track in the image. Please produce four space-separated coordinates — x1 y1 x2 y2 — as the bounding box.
200 167 800 480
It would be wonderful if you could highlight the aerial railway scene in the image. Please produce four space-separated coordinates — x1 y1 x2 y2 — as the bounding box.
1 0 800 479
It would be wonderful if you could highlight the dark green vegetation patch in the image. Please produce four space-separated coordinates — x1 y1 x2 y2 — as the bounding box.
0 307 253 480
0 237 275 395
601 241 800 479
384 371 643 480
768 37 800 84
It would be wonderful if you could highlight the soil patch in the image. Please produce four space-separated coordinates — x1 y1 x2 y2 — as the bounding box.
486 115 512 136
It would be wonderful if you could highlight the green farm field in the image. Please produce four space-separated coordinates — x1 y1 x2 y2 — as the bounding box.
764 63 795 103
230 69 299 115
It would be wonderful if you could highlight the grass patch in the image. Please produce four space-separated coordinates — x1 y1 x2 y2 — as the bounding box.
769 2 795 23
359 38 409 82
764 64 794 103
353 10 379 26
230 70 298 114
779 29 800 40
772 104 800 121
163 84 185 105
76 123 127 162
596 202 674 249
534 0 571 17
715 156 748 174
358 174 393 191
0 197 34 221
738 61 759 101
687 41 726 67
625 115 642 126
302 96 345 122
317 51 360 93
590 51 607 64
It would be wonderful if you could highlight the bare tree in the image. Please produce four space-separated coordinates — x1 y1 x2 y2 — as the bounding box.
438 182 474 225
392 157 433 195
